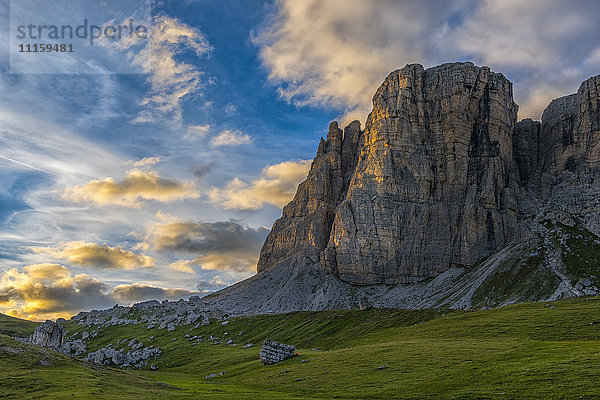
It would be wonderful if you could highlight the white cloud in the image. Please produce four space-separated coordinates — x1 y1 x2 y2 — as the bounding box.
120 15 212 124
196 275 230 293
256 0 600 121
209 159 311 210
184 124 211 140
131 157 161 167
224 103 238 115
210 130 252 146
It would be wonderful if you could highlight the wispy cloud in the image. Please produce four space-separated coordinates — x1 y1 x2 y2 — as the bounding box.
184 124 211 140
210 129 252 146
63 169 198 208
32 241 155 270
115 15 213 124
130 157 162 167
209 159 310 210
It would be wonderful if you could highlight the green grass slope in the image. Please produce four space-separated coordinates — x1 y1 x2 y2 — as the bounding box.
0 333 189 399
0 313 38 338
3 298 600 399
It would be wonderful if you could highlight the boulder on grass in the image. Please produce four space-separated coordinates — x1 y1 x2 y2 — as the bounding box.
28 320 64 348
259 340 296 365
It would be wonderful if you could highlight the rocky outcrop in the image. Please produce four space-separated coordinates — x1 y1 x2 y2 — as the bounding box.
259 340 296 365
257 120 362 272
260 62 527 284
537 76 600 174
325 63 526 284
59 339 86 356
514 74 600 235
514 75 600 179
28 320 64 348
514 118 542 184
86 345 161 368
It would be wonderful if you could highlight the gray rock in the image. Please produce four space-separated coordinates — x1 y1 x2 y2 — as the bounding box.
259 62 526 284
59 339 86 356
259 340 296 365
28 320 64 348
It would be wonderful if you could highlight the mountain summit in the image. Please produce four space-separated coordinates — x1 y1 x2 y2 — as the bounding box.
209 62 600 314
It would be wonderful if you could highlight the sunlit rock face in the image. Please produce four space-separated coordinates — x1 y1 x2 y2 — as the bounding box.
258 62 600 285
324 63 527 284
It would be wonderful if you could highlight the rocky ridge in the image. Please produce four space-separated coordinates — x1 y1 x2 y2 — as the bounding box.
220 62 600 311
26 63 600 338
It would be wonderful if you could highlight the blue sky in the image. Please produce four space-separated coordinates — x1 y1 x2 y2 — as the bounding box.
0 0 599 320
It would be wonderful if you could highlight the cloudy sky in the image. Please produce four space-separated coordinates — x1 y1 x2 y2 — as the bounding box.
0 0 599 320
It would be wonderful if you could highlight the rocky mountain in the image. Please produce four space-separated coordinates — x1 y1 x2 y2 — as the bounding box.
260 63 528 284
211 62 600 313
46 62 599 324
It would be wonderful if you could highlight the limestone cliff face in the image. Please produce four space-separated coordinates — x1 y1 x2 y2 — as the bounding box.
513 75 600 234
258 62 600 286
324 63 524 284
256 121 362 272
514 75 600 182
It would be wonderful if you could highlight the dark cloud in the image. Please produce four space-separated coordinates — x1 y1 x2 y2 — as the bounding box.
111 284 196 304
145 220 269 272
149 220 268 253
190 161 216 179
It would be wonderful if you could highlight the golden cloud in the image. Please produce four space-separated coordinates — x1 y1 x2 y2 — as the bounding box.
0 264 111 321
168 259 196 274
0 264 196 321
32 241 155 270
209 159 311 210
192 252 259 273
63 169 199 208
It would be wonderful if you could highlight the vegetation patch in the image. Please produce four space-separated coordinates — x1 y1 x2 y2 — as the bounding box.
2 297 600 399
472 240 560 308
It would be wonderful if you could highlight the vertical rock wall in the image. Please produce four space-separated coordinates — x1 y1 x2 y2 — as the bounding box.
258 62 600 285
324 63 524 284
